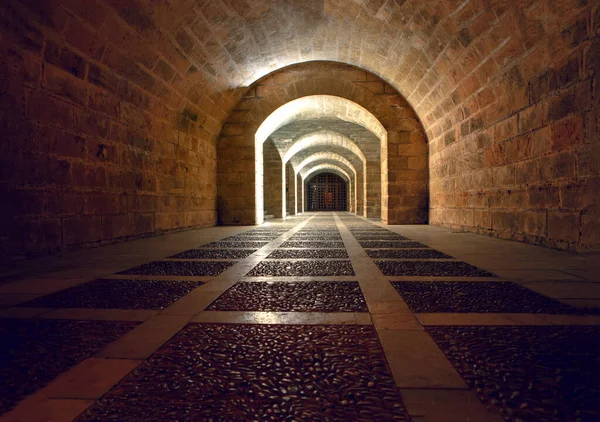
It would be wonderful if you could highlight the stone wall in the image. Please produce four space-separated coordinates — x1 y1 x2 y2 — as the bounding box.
0 1 220 260
427 3 600 251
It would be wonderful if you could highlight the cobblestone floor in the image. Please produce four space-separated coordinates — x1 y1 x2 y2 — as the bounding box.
208 281 367 312
2 212 599 421
19 279 203 310
427 325 600 421
0 319 139 414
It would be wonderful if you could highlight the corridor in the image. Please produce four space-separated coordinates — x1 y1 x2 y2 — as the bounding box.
1 213 599 421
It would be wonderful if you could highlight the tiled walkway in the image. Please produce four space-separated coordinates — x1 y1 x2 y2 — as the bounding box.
1 213 600 421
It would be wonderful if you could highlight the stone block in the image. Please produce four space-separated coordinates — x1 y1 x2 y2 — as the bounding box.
44 40 86 79
581 204 600 246
43 64 88 106
132 213 154 234
63 215 102 245
548 211 580 243
102 214 132 239
551 115 584 152
25 89 74 129
523 210 546 237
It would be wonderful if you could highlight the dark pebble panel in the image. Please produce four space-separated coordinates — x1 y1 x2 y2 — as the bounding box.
359 241 429 249
267 249 349 259
200 241 269 249
208 281 367 312
427 325 600 422
118 261 235 276
247 261 355 277
280 241 345 249
367 249 453 259
19 279 203 310
77 324 410 421
392 281 594 314
169 249 257 259
377 261 495 277
1 319 138 415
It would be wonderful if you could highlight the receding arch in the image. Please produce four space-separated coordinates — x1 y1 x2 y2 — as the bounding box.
282 130 368 165
218 61 428 226
256 95 386 148
285 131 366 216
302 165 352 213
296 152 359 214
255 97 384 223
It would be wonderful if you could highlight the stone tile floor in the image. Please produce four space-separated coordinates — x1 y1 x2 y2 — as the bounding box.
1 212 600 421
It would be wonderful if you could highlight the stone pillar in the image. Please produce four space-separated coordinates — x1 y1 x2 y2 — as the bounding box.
263 139 283 218
366 160 381 218
386 130 428 224
297 174 303 213
286 162 295 215
356 170 365 216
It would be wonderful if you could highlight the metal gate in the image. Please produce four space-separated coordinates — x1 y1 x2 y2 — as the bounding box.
306 173 347 211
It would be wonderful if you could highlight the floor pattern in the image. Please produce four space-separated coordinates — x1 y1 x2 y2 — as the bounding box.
19 279 203 310
0 319 139 414
208 281 367 312
427 325 600 421
77 324 409 421
2 213 599 421
393 281 597 314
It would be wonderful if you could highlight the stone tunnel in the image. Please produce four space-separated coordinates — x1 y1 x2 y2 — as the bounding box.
0 1 599 421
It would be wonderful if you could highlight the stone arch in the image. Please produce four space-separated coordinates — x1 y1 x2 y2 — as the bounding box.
218 61 428 226
256 97 382 222
295 152 359 214
285 130 367 216
298 157 356 212
302 165 352 213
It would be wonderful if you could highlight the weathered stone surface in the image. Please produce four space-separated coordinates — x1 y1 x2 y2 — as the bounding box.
0 319 138 414
78 324 410 421
1 0 599 259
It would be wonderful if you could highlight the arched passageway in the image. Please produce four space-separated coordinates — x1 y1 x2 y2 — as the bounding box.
218 62 428 226
1 2 600 422
305 173 348 211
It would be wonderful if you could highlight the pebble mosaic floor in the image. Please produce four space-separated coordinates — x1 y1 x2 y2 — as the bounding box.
208 281 367 312
427 325 600 421
247 261 355 277
0 319 139 414
392 281 594 314
19 279 203 310
169 249 257 259
77 324 410 421
2 212 599 421
117 260 235 276
376 260 497 277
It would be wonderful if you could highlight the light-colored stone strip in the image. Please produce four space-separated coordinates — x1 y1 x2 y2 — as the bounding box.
95 216 315 362
416 313 551 326
240 276 358 282
0 358 141 422
191 311 371 325
334 213 468 390
161 215 317 316
400 388 503 422
388 276 510 282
